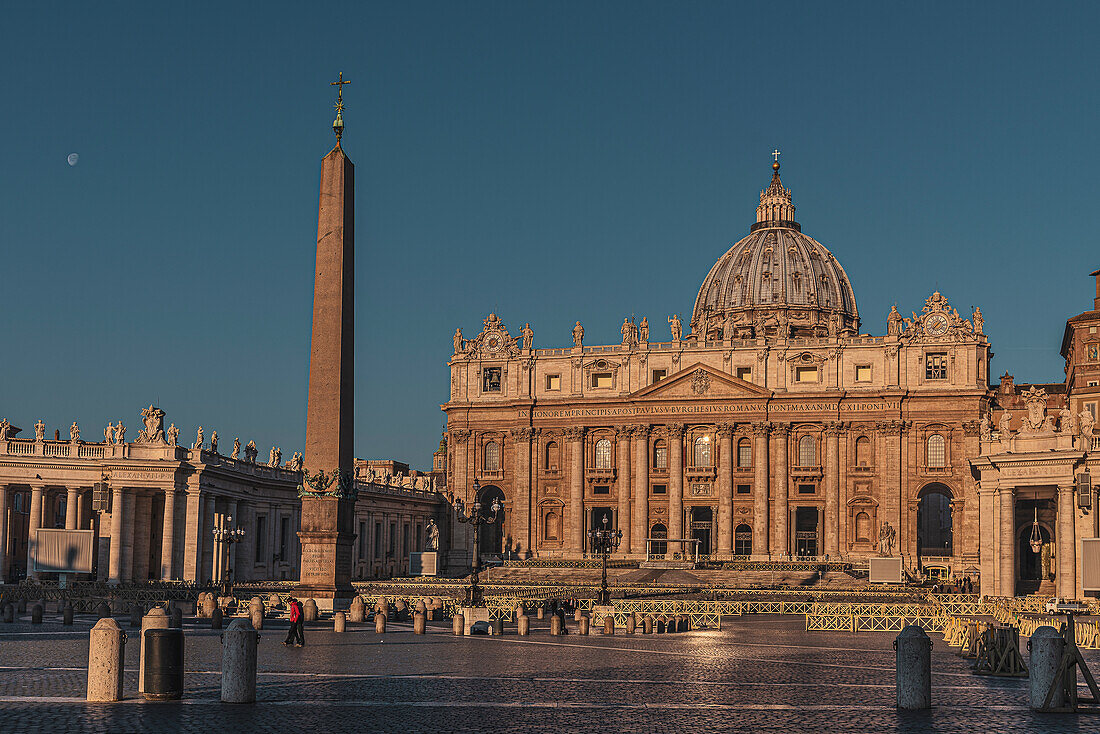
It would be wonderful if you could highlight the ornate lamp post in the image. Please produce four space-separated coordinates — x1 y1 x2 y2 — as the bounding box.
212 515 246 597
588 515 622 605
454 480 501 607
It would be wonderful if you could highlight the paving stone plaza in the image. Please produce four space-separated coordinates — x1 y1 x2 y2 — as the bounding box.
0 608 1097 732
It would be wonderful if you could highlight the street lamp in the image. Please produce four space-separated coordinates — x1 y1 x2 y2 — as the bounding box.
588 514 622 605
454 480 501 607
212 515 246 597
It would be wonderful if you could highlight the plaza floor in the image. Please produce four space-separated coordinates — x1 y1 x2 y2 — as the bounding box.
0 611 1097 732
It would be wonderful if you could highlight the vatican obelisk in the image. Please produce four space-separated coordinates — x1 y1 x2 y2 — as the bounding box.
295 73 357 610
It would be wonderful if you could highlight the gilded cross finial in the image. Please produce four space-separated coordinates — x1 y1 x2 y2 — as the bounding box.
330 72 351 145
772 148 781 172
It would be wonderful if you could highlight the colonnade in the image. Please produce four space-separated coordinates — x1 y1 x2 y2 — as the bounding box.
984 483 1079 598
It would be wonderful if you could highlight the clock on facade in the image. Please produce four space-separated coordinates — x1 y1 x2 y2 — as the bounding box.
925 313 949 336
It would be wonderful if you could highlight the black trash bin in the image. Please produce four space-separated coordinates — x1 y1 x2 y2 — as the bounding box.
143 628 185 701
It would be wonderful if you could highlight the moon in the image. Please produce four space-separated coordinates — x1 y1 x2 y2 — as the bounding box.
67 153 79 166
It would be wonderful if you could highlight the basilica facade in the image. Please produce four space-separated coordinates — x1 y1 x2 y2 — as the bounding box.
444 161 995 579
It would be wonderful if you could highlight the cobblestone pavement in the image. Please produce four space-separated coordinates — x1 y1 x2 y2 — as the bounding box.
0 611 1097 732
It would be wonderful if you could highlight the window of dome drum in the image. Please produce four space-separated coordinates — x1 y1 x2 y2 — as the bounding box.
651 369 666 383
737 484 751 494
737 438 752 467
545 374 560 390
482 367 501 392
925 353 948 380
592 372 612 389
736 367 752 382
796 365 818 383
927 434 946 468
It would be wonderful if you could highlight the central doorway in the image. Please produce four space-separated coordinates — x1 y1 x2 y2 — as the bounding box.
589 507 614 554
477 484 506 556
795 507 819 557
689 506 712 555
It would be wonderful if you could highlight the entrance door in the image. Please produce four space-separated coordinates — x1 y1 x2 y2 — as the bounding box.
795 507 819 557
689 506 712 556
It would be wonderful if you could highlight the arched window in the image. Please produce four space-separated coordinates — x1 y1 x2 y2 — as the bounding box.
594 438 613 469
855 511 872 542
798 435 815 467
855 436 871 467
544 441 559 471
543 511 560 540
734 524 753 555
653 439 668 469
737 438 752 468
484 441 500 472
650 523 668 556
693 435 712 467
927 434 946 468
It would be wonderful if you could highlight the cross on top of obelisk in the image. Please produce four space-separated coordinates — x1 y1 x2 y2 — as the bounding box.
772 149 781 163
330 71 350 145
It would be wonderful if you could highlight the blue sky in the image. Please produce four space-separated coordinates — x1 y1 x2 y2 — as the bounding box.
2 2 1098 467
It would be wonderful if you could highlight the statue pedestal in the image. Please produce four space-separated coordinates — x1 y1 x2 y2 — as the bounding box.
295 496 356 612
409 552 438 576
459 606 490 635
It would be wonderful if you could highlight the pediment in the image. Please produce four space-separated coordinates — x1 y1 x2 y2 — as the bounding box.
631 363 771 400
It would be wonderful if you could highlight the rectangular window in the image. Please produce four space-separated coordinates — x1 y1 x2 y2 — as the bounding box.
796 365 819 383
358 521 366 560
546 374 561 391
388 522 396 557
482 367 502 392
736 367 752 382
374 522 382 559
1087 402 1097 419
925 353 948 380
1087 381 1099 387
593 485 610 495
651 369 667 384
402 525 409 557
278 516 289 561
737 484 751 495
855 365 872 382
798 483 815 495
738 442 752 468
254 515 266 563
592 372 612 389
652 484 667 495
655 445 668 469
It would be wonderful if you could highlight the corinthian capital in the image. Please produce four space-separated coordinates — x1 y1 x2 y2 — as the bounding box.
751 421 773 436
715 423 735 439
512 427 536 442
665 423 685 439
562 426 587 441
450 429 472 443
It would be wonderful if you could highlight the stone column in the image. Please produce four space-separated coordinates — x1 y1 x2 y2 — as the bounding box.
752 422 771 557
0 486 8 582
65 487 79 530
631 426 650 554
998 486 1016 597
202 494 217 584
161 489 177 580
616 427 632 553
977 483 996 596
512 428 534 557
1057 485 1077 599
76 488 87 530
668 424 685 549
565 427 586 555
716 425 734 555
182 488 203 582
120 490 135 583
108 486 124 583
772 424 789 557
824 423 841 557
25 484 44 580
449 430 471 568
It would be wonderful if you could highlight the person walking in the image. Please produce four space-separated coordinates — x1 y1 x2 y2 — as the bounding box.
284 598 305 647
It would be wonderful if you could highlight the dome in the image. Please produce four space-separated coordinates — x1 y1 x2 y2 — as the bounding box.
690 161 860 340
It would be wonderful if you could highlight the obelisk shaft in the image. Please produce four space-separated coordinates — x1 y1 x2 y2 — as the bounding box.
304 146 355 474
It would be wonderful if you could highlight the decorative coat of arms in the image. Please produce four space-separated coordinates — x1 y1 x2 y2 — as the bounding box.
136 405 167 444
299 468 358 501
691 369 711 395
1021 386 1055 432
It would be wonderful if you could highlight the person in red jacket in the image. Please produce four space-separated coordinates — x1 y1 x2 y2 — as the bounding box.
283 598 305 647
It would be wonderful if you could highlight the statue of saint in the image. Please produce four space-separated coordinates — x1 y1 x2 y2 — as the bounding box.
104 423 115 445
116 422 125 443
70 422 80 442
1059 407 1078 435
572 321 584 348
425 519 440 551
0 418 9 441
272 447 282 467
639 316 649 342
245 440 258 463
232 437 241 459
194 426 204 450
1081 409 1096 442
979 411 991 442
166 423 179 446
453 327 463 354
669 314 683 341
521 323 533 351
210 431 219 454
998 411 1013 437
972 307 984 335
621 317 632 345
878 522 896 556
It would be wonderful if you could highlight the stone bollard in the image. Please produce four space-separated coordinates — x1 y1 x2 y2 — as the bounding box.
453 613 465 636
334 612 346 633
222 618 258 704
139 607 170 695
349 596 366 623
413 612 426 635
491 619 503 636
625 613 636 635
87 618 126 702
266 593 281 610
643 616 654 634
62 602 74 626
579 615 590 635
603 616 615 635
211 606 223 629
574 608 583 622
96 601 111 619
375 612 387 634
895 625 932 710
394 600 407 620
201 593 216 618
1029 626 1065 711
303 599 318 622
537 606 545 620
17 599 26 614
31 603 43 624
550 614 563 636
130 604 143 629
2 604 13 623
417 600 428 616
518 615 530 636
169 606 183 629
249 597 264 631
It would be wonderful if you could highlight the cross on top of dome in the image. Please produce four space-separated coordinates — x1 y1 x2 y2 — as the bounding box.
754 152 796 232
